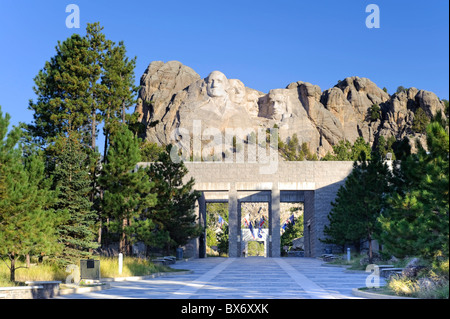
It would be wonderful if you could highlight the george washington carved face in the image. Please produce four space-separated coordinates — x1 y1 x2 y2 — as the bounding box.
206 71 229 98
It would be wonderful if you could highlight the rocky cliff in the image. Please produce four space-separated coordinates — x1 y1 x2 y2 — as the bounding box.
135 60 446 158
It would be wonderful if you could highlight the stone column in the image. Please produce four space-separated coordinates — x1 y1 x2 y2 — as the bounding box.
303 190 315 257
198 193 206 258
228 184 239 257
270 184 281 257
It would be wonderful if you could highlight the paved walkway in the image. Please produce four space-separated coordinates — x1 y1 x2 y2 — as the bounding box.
56 257 383 299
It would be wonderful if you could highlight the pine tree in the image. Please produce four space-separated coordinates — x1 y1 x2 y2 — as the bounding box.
281 213 304 253
321 137 372 161
147 145 203 254
217 224 229 256
412 107 430 134
0 107 60 281
26 22 138 246
321 177 362 251
206 203 228 250
27 22 115 150
321 152 392 262
52 136 99 264
378 120 449 260
99 125 158 255
27 33 92 146
101 39 138 163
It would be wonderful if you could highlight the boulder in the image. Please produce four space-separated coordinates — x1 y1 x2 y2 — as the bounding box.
402 258 427 278
292 237 304 250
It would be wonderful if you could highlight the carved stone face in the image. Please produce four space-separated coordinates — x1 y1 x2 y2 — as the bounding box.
229 79 245 104
269 91 287 120
206 71 228 98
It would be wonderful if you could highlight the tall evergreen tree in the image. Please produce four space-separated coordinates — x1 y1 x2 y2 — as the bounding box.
99 125 158 255
26 22 138 246
101 39 138 163
378 120 449 260
27 22 114 151
28 33 92 146
0 107 60 281
52 136 99 264
147 145 203 254
322 152 392 262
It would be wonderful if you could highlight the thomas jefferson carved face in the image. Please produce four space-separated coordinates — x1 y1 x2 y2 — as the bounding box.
206 71 229 98
228 79 245 104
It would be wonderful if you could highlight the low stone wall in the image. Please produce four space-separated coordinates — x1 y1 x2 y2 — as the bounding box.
0 285 43 299
0 281 61 299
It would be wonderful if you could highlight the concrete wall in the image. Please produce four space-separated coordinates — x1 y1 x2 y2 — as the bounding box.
179 161 354 257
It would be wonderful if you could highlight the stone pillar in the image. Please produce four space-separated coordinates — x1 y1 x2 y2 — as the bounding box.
198 193 206 258
228 184 239 257
270 185 281 257
303 190 315 257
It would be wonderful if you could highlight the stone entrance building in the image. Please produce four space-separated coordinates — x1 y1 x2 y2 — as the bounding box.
181 161 354 258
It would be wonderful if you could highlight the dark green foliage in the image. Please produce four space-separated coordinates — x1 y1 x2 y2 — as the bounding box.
139 141 165 162
217 224 229 256
322 137 371 161
206 203 228 250
52 136 98 264
322 152 392 262
147 145 203 254
376 135 396 160
99 125 159 255
101 38 138 162
378 120 449 260
27 32 92 149
412 107 430 134
278 134 318 161
396 86 408 94
280 213 304 253
369 104 381 121
0 107 60 281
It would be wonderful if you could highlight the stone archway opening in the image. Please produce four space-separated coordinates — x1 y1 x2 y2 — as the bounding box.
240 202 269 257
205 202 229 257
280 202 304 256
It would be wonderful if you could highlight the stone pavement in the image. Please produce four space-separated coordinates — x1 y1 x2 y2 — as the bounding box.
56 257 384 299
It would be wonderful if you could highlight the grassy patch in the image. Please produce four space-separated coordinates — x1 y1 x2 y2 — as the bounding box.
325 254 368 270
99 256 182 278
0 256 183 287
0 260 67 287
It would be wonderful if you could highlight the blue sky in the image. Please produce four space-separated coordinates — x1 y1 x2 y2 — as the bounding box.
0 0 448 153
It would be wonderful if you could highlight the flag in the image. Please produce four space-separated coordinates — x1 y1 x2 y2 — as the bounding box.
248 222 255 239
282 222 287 231
259 218 266 228
257 217 265 238
243 214 250 227
218 215 224 227
289 214 295 226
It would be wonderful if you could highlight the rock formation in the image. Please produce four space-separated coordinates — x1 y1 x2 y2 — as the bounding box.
135 61 446 159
